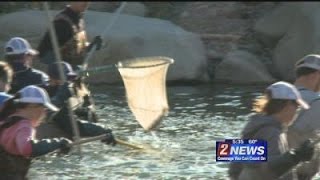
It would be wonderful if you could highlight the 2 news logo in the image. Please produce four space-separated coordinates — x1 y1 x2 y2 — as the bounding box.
216 139 267 162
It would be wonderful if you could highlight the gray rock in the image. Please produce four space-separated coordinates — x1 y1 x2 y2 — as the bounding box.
122 2 148 17
90 2 148 17
265 2 320 80
0 10 209 83
215 50 275 84
254 3 300 47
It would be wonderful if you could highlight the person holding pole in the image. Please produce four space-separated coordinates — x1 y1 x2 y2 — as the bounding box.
0 85 72 179
47 61 97 122
37 61 116 146
38 1 106 124
37 1 102 69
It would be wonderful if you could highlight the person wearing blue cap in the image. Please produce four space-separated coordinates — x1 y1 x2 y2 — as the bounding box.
229 81 315 180
4 37 50 94
37 61 116 146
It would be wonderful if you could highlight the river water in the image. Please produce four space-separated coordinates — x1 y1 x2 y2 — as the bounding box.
27 84 318 180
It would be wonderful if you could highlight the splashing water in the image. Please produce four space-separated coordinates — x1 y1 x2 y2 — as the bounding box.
28 84 266 179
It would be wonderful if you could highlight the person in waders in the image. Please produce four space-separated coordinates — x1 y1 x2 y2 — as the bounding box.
37 1 102 124
228 81 315 180
37 1 102 69
0 85 72 180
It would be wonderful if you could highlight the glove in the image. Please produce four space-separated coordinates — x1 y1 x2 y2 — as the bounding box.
292 139 315 162
88 35 103 51
30 137 72 157
267 139 315 178
74 107 99 123
101 129 116 146
58 138 73 154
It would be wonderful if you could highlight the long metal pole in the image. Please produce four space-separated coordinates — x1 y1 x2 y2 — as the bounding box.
70 135 144 150
43 2 82 155
80 2 127 71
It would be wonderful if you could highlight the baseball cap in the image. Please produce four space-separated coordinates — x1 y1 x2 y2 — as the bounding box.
4 37 39 56
47 61 77 80
266 81 309 109
295 54 320 71
15 85 59 112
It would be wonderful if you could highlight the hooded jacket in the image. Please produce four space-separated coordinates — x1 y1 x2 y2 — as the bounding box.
229 114 295 180
287 86 320 179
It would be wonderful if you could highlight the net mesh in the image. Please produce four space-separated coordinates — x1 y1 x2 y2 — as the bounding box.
117 56 174 131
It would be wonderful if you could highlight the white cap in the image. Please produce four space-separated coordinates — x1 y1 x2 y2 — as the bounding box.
295 54 320 71
4 37 39 56
266 81 309 109
15 85 59 112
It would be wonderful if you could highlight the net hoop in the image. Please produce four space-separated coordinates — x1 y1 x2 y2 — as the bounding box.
116 56 174 131
116 56 174 69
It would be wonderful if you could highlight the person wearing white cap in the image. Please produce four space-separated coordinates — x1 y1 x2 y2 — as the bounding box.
229 81 314 180
4 37 49 94
286 54 320 179
0 85 72 179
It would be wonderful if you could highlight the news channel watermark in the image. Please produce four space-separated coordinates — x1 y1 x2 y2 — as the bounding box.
216 139 267 162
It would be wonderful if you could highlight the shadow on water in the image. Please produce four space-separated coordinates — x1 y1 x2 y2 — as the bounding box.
28 83 266 179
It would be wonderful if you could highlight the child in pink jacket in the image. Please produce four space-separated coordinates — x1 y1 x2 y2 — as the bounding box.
0 85 72 179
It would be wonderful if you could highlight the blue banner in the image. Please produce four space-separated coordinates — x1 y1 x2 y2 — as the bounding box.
216 139 267 162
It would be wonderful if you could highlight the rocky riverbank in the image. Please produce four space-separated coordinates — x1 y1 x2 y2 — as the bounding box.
0 2 316 84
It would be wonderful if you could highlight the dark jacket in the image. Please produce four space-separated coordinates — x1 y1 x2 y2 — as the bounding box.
9 68 49 94
44 83 107 139
229 114 295 180
46 81 97 122
37 6 88 67
287 86 320 179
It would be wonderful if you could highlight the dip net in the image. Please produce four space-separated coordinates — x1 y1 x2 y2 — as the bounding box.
117 56 174 131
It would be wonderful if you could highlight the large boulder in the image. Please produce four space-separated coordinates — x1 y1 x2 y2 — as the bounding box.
215 50 276 84
253 3 298 47
122 2 148 17
90 2 148 17
254 2 320 81
0 10 209 83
